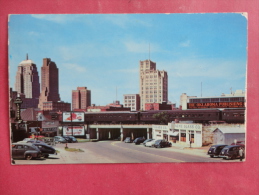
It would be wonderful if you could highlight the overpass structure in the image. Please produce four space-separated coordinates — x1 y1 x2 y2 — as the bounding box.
87 124 153 141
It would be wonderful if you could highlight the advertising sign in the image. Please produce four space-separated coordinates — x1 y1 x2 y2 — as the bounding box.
174 123 202 131
63 126 85 136
187 101 245 109
63 112 85 122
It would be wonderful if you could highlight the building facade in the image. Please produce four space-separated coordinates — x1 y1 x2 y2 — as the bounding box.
14 55 40 108
38 58 61 110
139 60 168 110
123 94 140 111
72 87 91 111
180 90 245 110
145 101 176 111
41 101 71 112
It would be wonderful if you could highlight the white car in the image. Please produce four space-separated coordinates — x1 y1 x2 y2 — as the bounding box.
145 139 157 147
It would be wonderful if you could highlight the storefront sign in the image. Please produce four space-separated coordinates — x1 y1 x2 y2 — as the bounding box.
152 125 168 130
187 101 245 109
174 123 202 131
63 126 85 136
63 112 85 122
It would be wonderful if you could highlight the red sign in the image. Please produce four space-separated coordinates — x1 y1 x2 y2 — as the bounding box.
187 102 245 109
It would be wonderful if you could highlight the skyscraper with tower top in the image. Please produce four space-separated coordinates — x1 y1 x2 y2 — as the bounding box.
14 54 40 108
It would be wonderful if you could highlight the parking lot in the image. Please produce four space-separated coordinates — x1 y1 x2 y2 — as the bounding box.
12 139 244 165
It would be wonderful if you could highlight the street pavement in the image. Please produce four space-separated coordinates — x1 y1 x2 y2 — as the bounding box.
13 141 243 165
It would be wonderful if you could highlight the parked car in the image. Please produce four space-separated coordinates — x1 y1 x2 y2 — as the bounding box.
145 139 157 147
54 136 67 143
67 136 78 143
26 140 48 145
124 137 132 143
12 143 42 160
133 137 146 145
154 139 172 148
143 139 154 146
231 141 245 147
219 145 243 160
62 136 73 143
32 143 57 158
207 144 228 158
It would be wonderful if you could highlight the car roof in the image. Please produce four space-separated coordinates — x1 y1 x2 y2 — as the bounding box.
12 143 34 146
223 145 241 148
211 144 228 147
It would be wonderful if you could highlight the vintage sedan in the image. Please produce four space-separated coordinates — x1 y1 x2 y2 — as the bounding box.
124 137 132 143
154 140 172 148
54 136 67 143
207 144 228 158
145 139 157 147
32 143 57 158
219 145 243 160
143 139 154 146
133 137 146 145
12 143 42 160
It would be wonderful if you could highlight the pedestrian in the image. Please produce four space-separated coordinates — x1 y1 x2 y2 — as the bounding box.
239 147 244 161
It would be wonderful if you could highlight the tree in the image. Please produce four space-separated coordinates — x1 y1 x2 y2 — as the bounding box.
153 112 171 124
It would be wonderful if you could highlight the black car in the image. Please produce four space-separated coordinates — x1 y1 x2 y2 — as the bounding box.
54 136 67 143
133 137 145 145
12 143 42 160
154 139 172 148
124 137 132 143
67 136 78 143
32 143 57 158
207 144 228 158
143 139 154 146
27 140 48 145
62 136 74 143
219 145 243 160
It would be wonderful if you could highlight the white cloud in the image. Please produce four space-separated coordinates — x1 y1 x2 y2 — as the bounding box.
124 40 160 53
179 40 190 47
31 14 81 24
104 14 152 28
63 63 87 73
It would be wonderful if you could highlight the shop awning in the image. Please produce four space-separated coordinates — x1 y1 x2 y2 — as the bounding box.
170 132 179 136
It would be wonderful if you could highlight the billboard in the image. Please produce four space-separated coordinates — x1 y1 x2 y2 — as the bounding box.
63 126 85 136
63 112 84 122
187 102 245 109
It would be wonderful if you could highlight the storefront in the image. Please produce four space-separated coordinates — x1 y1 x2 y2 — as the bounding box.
170 123 202 147
152 123 203 147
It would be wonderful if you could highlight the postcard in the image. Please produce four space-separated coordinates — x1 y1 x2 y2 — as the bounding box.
9 13 247 164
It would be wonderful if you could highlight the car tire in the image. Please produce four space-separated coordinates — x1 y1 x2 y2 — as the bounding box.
210 155 214 158
44 154 49 158
25 154 32 160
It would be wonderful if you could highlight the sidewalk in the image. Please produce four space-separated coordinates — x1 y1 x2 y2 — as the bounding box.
168 144 210 157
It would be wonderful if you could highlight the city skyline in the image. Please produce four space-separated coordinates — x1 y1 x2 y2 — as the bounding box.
9 13 247 106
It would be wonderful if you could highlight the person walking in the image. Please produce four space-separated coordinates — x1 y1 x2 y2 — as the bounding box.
239 147 244 161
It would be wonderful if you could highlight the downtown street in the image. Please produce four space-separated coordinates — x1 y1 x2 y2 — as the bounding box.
13 141 243 165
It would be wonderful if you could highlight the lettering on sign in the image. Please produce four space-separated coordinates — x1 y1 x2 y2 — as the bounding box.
187 102 245 109
175 123 202 131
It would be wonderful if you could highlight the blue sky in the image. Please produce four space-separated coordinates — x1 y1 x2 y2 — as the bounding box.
8 13 247 106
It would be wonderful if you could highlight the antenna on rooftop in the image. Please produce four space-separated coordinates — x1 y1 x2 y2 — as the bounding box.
201 82 202 97
149 43 150 60
26 53 28 60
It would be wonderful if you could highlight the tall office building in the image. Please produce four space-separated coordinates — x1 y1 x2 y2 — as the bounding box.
14 55 40 108
72 87 91 111
38 58 61 110
139 59 168 110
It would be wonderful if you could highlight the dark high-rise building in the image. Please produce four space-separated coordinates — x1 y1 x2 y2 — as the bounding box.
72 87 91 111
14 55 40 108
38 58 60 110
